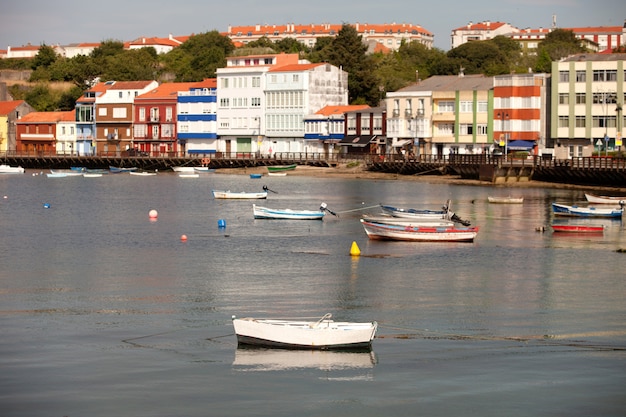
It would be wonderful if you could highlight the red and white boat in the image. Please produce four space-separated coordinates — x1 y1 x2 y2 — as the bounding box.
551 224 605 233
360 219 479 242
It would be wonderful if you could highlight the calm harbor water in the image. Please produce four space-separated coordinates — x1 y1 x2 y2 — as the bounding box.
1 171 625 417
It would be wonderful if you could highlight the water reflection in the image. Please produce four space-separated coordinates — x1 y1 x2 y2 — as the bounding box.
233 346 377 372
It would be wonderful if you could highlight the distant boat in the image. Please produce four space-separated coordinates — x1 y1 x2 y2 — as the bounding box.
194 167 215 173
585 193 626 205
488 196 523 204
48 169 83 177
129 171 157 176
380 201 471 226
551 224 605 233
361 215 455 227
267 164 297 173
232 313 377 350
83 173 103 178
109 166 138 173
360 219 479 242
0 164 25 174
172 166 195 173
267 172 287 177
253 203 332 220
250 173 263 179
552 202 623 218
212 190 268 199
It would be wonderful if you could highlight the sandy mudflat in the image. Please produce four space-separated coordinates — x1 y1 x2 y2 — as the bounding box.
217 163 626 193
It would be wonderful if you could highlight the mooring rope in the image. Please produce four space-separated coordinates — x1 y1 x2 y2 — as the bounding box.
336 204 380 214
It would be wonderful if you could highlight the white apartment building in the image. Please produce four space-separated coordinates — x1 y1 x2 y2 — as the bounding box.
216 53 300 155
552 53 626 158
450 21 520 49
216 53 348 156
265 62 348 154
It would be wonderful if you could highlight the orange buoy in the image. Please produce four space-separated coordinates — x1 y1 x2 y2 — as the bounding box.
180 234 188 242
149 209 158 219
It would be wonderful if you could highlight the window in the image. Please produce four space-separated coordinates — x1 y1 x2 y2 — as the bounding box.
252 77 261 87
220 98 230 107
559 116 569 128
575 70 586 82
559 71 569 83
575 116 586 128
221 78 229 88
459 124 473 135
139 108 146 121
438 101 455 112
293 74 299 82
251 97 261 107
166 107 173 122
150 107 159 121
477 101 488 113
575 93 586 105
476 124 488 135
559 93 569 105
98 107 107 116
459 101 473 113
437 123 454 135
112 108 126 118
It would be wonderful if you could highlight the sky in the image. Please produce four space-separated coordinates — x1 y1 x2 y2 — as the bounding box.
2 0 625 52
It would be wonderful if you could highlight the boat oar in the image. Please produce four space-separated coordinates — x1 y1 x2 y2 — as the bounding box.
320 202 337 216
262 185 278 194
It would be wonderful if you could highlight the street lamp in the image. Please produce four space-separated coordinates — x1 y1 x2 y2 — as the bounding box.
496 111 509 157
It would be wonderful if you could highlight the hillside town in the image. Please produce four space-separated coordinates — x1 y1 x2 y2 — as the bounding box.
1 20 625 162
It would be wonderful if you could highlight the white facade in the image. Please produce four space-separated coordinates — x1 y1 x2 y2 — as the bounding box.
265 63 348 154
56 119 77 155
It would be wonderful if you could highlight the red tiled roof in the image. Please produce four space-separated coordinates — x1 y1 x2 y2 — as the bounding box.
17 111 74 123
0 100 25 115
108 80 155 90
191 78 217 89
136 82 198 100
269 63 324 72
316 105 370 116
452 21 508 32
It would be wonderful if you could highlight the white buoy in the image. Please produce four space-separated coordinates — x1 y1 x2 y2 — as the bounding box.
149 209 158 219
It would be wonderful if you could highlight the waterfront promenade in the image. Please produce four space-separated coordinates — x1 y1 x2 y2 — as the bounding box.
2 151 625 187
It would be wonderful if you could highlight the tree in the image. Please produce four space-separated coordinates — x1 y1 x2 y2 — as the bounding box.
162 31 234 81
537 29 586 62
318 24 381 106
31 44 58 70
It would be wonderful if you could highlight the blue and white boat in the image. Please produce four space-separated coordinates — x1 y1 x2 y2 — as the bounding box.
552 202 623 218
253 203 335 220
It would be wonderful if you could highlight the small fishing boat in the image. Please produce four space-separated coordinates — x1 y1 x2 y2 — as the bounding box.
250 173 263 179
212 190 268 199
360 219 479 242
129 171 157 176
551 224 605 233
488 196 524 204
380 201 471 226
232 313 378 349
194 167 215 173
172 166 195 173
585 193 626 205
267 164 297 173
361 215 455 227
109 166 138 173
253 203 334 220
47 169 83 177
267 172 287 177
0 164 25 174
552 203 623 218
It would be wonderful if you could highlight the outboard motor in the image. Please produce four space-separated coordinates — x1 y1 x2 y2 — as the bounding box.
320 202 337 216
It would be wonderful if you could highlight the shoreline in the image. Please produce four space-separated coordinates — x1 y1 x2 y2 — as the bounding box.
218 164 626 193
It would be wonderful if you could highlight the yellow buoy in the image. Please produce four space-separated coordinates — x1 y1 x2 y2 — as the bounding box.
350 241 361 256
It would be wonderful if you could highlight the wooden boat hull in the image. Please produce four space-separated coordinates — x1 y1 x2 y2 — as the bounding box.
360 219 479 242
253 204 325 220
361 215 455 227
585 193 626 205
552 203 623 218
380 204 447 219
551 225 604 233
267 164 297 172
232 315 377 349
488 196 523 204
213 190 267 199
